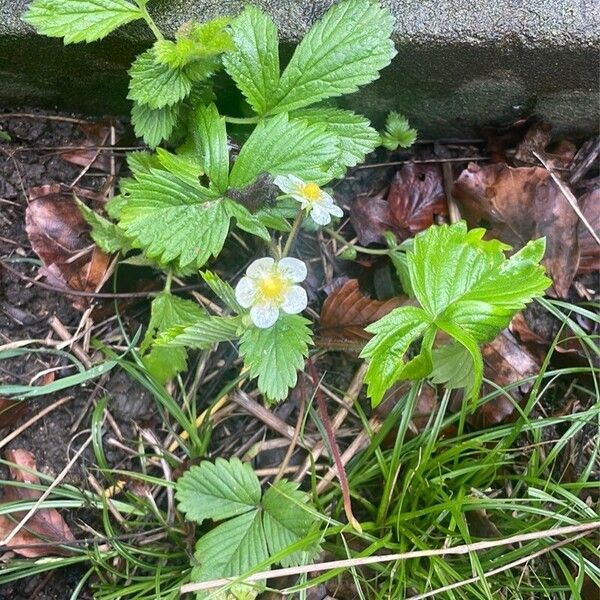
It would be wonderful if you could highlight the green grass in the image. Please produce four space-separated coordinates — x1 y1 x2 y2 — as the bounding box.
0 299 598 599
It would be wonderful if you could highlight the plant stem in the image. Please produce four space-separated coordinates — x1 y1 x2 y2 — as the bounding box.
325 228 392 256
139 3 164 41
164 270 173 294
307 358 361 533
223 115 260 125
282 211 304 257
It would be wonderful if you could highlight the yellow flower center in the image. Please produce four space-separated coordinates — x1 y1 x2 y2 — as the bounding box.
301 182 322 202
257 273 289 302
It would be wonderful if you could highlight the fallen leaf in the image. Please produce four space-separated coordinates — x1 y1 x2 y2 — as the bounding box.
25 185 110 309
350 163 448 245
514 121 553 166
577 189 600 274
0 449 75 557
387 163 448 238
453 162 580 297
470 329 540 428
480 116 533 163
318 279 405 350
60 122 115 172
0 398 27 429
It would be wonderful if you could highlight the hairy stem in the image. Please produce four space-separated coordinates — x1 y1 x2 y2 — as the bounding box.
138 3 164 41
224 115 260 125
307 357 361 532
282 211 304 258
325 228 392 256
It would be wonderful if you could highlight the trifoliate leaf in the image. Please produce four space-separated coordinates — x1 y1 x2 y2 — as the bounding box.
361 222 550 405
76 198 132 254
267 0 396 114
380 112 417 150
23 0 143 44
262 480 320 568
128 50 192 109
117 168 232 268
155 315 241 349
430 343 475 390
191 511 268 594
196 104 229 193
239 314 312 403
176 457 261 524
292 107 380 178
131 101 181 148
229 114 338 188
223 6 280 115
141 292 205 383
156 148 202 186
201 271 243 313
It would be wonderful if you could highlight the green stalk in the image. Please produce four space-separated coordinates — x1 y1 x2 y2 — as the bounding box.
138 2 164 41
282 211 304 257
325 228 392 256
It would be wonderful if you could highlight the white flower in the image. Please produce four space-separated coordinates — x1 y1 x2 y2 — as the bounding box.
235 257 308 329
274 174 343 226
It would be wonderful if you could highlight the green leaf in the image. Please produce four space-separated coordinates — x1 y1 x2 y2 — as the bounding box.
267 0 396 114
131 102 181 148
229 114 338 188
361 222 550 405
361 306 430 405
201 271 243 313
196 104 229 193
239 314 312 403
262 480 320 567
76 198 132 254
128 50 192 109
23 0 143 44
430 343 475 391
189 18 235 54
156 148 202 186
224 200 271 242
191 511 268 591
176 457 260 524
380 112 418 150
223 6 280 115
292 107 380 178
156 315 241 349
141 292 205 383
117 168 231 268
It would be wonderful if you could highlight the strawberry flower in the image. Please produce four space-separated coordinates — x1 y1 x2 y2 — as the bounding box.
235 257 308 329
274 175 343 225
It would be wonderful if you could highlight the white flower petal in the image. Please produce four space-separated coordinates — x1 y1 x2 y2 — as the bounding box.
274 174 304 196
282 285 308 314
235 277 257 308
318 189 335 205
246 256 275 278
329 203 344 218
250 303 279 329
278 257 307 283
310 205 332 225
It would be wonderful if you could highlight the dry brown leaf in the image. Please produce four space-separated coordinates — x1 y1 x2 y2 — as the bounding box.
453 162 580 298
0 398 27 429
318 279 405 350
60 122 114 172
350 163 448 246
25 185 110 309
577 188 600 274
0 449 75 558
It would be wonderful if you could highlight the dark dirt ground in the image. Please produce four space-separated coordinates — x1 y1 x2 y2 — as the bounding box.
0 108 597 600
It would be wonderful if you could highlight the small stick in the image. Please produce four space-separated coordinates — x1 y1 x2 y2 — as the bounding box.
356 156 488 170
48 316 92 368
0 113 92 124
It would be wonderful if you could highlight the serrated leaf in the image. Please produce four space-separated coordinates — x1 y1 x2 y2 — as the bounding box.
224 200 271 242
267 0 396 114
156 315 241 349
190 18 235 54
430 343 474 390
126 151 161 177
141 292 205 383
380 112 418 150
293 107 380 178
239 314 312 403
76 198 132 254
201 271 243 313
361 306 430 405
191 510 268 592
361 222 550 405
131 102 181 148
223 6 280 115
262 480 320 568
229 114 338 188
117 168 231 268
196 104 229 193
23 0 143 44
156 148 202 186
128 50 192 109
176 457 260 524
